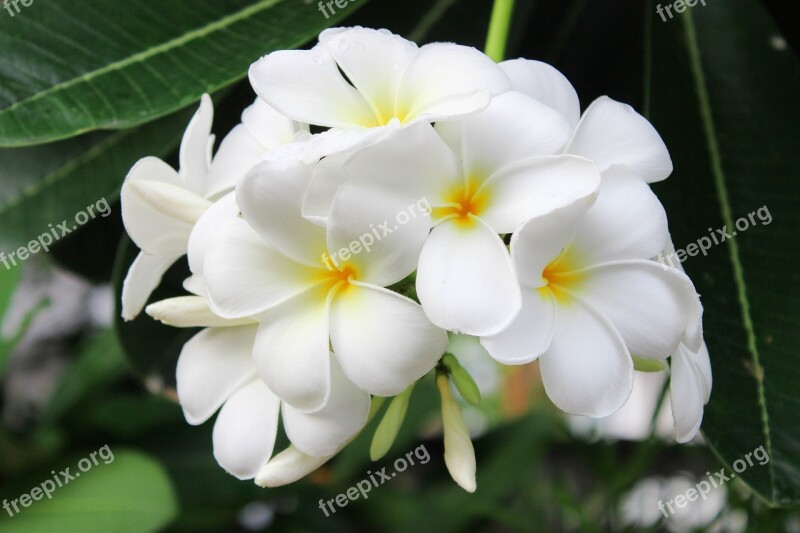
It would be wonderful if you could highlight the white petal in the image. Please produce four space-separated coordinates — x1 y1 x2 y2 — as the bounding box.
319 27 418 123
340 121 462 204
205 125 266 200
302 152 350 225
397 43 510 121
575 261 694 359
176 326 258 425
330 282 447 396
565 96 672 183
255 446 333 488
326 182 431 286
510 202 588 289
187 192 239 277
121 251 182 320
237 159 328 266
459 91 573 176
670 345 705 443
540 294 633 417
282 357 370 457
120 157 194 256
657 239 705 353
249 45 377 128
416 218 521 336
212 379 280 480
480 287 556 364
500 59 581 127
146 296 256 328
252 286 332 412
241 97 306 149
179 94 214 194
569 166 668 264
203 217 321 318
479 155 600 234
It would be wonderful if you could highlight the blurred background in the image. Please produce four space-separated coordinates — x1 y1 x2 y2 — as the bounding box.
0 0 798 531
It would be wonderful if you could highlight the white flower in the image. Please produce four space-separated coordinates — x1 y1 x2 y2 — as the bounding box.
303 95 601 336
658 240 711 442
120 95 304 319
501 59 673 183
248 26 510 160
147 294 369 480
200 159 448 412
481 168 701 417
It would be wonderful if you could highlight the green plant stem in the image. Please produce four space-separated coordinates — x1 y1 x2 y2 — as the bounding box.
484 0 517 62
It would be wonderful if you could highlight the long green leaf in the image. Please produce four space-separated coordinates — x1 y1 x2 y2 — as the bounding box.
0 451 178 532
648 0 800 506
0 0 369 147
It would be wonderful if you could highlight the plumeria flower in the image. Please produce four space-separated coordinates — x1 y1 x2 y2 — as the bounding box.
657 240 712 442
248 26 510 160
303 94 601 336
120 95 305 319
201 159 447 412
501 59 673 183
481 168 702 417
146 292 369 479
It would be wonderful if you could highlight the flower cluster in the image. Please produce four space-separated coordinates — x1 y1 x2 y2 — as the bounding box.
120 27 711 490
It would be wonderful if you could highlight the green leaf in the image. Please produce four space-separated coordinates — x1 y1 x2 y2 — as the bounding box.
0 107 192 250
0 0 370 147
370 385 415 461
647 0 800 506
0 450 178 532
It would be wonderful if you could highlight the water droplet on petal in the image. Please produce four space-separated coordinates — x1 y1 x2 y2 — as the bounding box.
312 55 324 65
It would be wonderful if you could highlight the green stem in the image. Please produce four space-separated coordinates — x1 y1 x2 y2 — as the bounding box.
484 0 517 62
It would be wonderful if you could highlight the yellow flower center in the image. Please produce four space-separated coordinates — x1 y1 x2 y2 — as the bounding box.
432 176 491 227
539 248 584 304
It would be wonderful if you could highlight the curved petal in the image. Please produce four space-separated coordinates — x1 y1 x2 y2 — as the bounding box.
253 285 332 412
510 202 588 289
479 155 601 234
282 357 370 457
187 192 239 276
569 166 668 264
241 97 306 149
146 296 257 328
319 27 418 123
121 251 182 320
480 287 556 364
416 218 521 336
237 159 328 266
460 91 573 177
176 326 258 425
658 239 705 352
255 446 334 488
573 261 694 359
249 45 377 128
540 293 633 417
302 152 350 225
330 282 447 396
179 94 214 194
212 379 280 480
500 59 581 127
565 96 673 183
203 217 321 318
205 125 266 200
120 157 194 255
327 182 431 286
397 43 510 121
670 346 705 443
